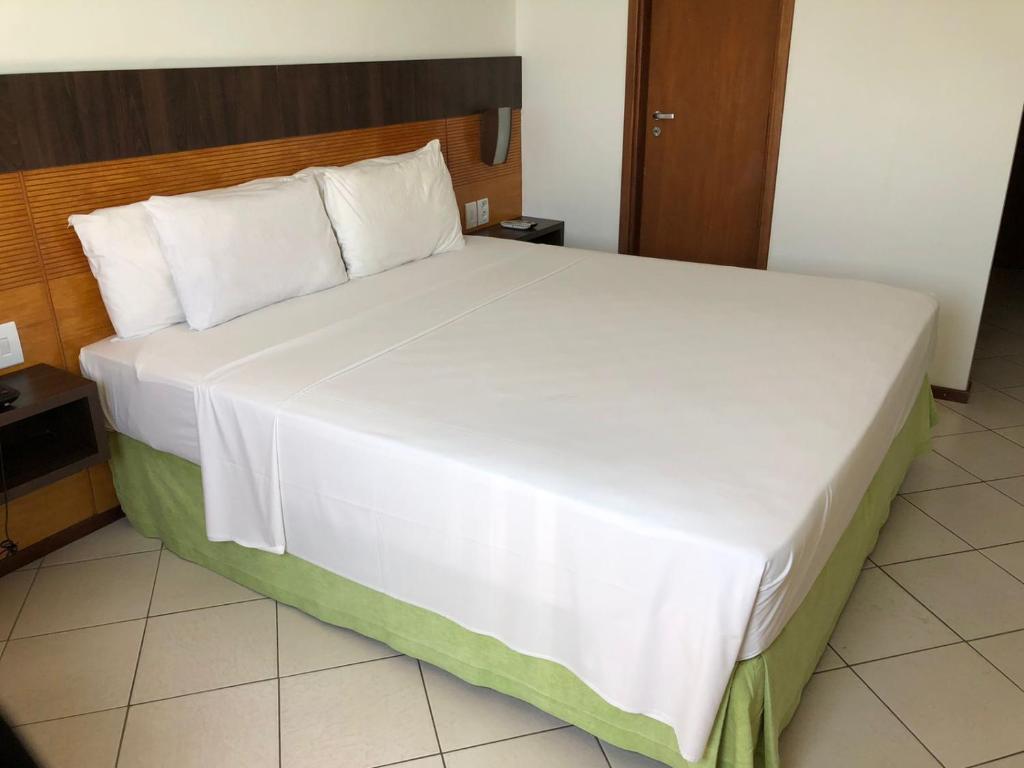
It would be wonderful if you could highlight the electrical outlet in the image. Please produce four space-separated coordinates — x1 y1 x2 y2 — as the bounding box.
477 197 490 225
464 200 479 229
0 321 24 370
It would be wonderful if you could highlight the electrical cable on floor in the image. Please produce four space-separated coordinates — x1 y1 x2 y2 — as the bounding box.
0 439 17 558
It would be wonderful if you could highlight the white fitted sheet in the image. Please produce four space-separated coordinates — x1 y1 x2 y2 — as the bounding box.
81 236 937 760
81 238 528 464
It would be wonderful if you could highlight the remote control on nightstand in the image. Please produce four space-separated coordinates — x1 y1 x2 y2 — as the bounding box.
500 219 536 230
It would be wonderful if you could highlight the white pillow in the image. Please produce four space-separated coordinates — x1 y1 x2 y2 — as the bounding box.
69 203 185 339
311 139 464 278
143 174 347 331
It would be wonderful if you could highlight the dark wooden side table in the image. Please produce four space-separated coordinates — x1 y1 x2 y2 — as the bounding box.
0 364 110 571
474 217 565 246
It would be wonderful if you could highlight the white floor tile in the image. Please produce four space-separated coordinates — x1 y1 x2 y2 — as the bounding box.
148 550 261 615
0 620 144 725
602 740 672 768
981 303 1024 337
280 656 437 768
999 425 1024 450
815 645 844 672
780 668 939 768
857 644 1024 768
886 551 1024 638
932 403 987 437
973 325 1024 359
41 518 160 566
445 727 607 768
119 679 278 768
933 432 1024 481
830 569 958 664
905 483 1024 548
970 356 1024 389
872 497 970 564
12 552 157 638
0 571 35 639
984 541 1024 582
277 603 398 677
132 599 277 703
973 629 1024 688
899 451 977 493
979 754 1024 767
990 475 1024 506
10 389 1024 767
14 708 126 768
945 384 1024 429
422 662 563 751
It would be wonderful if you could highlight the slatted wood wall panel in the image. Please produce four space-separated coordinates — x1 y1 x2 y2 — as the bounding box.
24 119 448 282
0 175 44 289
0 173 92 548
0 172 63 372
0 112 521 549
447 111 523 231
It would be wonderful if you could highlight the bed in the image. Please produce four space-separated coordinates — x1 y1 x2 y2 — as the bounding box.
81 235 938 768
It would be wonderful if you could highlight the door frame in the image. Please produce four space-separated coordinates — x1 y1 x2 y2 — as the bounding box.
616 0 797 268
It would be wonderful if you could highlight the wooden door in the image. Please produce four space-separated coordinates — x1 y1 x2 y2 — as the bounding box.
632 0 789 267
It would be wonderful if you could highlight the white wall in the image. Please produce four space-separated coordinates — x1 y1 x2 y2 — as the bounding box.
516 0 629 251
516 0 1023 390
5 0 1020 388
0 0 515 73
769 0 1024 390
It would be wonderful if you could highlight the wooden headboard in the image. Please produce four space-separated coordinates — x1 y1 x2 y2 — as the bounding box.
0 57 522 550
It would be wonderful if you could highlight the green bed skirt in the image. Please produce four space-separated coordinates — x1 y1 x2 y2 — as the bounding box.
108 381 935 768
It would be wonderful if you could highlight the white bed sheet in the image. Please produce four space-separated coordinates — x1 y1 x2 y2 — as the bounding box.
81 239 532 464
81 236 937 761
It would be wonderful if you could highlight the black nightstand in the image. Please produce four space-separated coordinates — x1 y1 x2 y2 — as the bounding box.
0 364 108 503
474 217 565 247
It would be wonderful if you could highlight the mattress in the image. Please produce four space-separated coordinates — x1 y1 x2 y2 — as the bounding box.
81 237 522 465
81 235 937 760
107 379 934 768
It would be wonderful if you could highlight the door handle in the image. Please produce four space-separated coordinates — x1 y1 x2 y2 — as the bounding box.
652 111 675 120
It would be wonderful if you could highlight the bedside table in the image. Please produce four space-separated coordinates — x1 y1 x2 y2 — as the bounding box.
474 217 565 247
0 364 108 503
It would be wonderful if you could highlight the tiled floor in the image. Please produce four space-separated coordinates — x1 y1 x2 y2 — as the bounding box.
5 428 1024 768
5 283 1024 768
781 270 1024 768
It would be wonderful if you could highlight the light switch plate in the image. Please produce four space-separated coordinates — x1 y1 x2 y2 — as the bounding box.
477 197 490 225
0 321 24 370
464 201 479 229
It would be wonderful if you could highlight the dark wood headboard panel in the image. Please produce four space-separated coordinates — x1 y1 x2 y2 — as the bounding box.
0 57 521 551
0 57 521 172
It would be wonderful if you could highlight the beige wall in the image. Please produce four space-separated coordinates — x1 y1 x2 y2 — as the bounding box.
516 0 629 251
768 0 1024 390
4 0 1021 389
0 0 515 73
516 0 1023 390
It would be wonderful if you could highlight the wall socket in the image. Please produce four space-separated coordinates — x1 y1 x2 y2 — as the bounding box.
0 321 25 370
464 198 491 229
